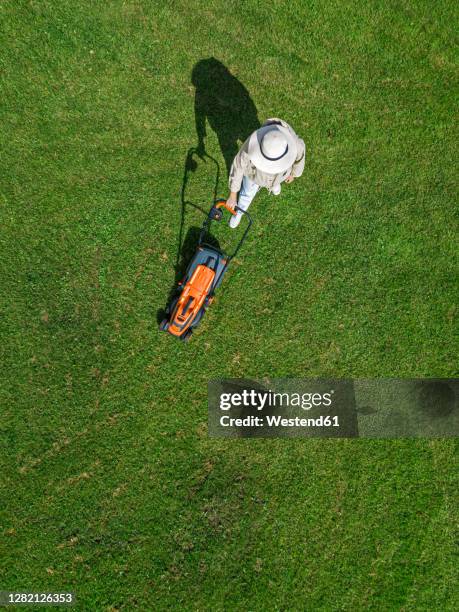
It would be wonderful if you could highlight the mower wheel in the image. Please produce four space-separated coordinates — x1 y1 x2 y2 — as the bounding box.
181 329 192 343
159 318 169 332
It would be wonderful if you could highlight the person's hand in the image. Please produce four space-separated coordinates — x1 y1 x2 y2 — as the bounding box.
226 193 238 210
285 175 295 184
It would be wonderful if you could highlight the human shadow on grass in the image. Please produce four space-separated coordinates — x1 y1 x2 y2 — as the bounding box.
192 57 260 175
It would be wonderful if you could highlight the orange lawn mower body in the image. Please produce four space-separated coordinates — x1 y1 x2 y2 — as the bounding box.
160 199 252 342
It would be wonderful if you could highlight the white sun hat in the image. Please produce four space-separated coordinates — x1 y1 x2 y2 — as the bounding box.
247 123 297 174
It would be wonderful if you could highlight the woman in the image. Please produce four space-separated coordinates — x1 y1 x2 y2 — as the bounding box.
226 118 306 228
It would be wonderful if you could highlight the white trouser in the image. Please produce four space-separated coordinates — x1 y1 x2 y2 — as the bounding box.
237 175 261 212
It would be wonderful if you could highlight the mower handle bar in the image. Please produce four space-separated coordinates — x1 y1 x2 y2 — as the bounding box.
199 199 252 261
215 200 235 214
215 200 252 222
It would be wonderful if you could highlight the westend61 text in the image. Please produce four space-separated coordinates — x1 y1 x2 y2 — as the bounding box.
220 415 340 427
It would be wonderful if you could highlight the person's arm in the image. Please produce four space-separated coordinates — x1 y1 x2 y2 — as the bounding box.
290 138 306 178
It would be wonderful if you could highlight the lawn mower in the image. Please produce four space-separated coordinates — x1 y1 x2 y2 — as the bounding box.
159 199 252 341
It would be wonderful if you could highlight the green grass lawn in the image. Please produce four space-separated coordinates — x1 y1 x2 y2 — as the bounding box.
1 0 458 609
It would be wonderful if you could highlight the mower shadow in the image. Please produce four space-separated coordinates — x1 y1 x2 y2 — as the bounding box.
156 146 222 325
175 147 220 271
156 59 259 327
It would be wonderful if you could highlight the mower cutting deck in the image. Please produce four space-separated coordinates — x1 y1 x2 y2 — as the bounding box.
159 199 252 342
